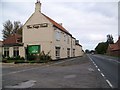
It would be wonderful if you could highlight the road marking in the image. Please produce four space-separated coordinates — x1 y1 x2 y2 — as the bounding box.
50 58 76 66
94 63 96 66
98 68 100 72
64 75 76 79
95 65 98 68
2 67 40 76
106 80 113 88
5 80 36 88
101 73 105 77
87 55 114 88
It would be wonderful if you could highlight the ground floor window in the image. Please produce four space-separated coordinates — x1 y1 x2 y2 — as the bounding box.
13 47 19 57
4 47 9 57
67 48 70 57
73 49 75 57
55 47 60 59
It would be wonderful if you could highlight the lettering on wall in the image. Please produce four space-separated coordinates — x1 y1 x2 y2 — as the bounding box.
27 23 48 29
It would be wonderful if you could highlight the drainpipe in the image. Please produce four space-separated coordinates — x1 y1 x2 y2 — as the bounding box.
71 36 72 57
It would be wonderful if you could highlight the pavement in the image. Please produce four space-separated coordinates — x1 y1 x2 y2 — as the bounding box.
2 55 110 89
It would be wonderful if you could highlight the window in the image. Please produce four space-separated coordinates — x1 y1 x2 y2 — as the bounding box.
67 48 70 57
55 31 61 41
17 38 22 43
55 47 60 59
27 25 32 29
4 47 9 57
40 23 48 27
73 49 75 57
73 40 75 45
13 47 19 57
67 36 69 44
64 34 66 42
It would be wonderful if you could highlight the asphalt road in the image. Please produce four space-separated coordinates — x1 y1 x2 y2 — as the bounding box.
87 54 119 88
2 55 110 89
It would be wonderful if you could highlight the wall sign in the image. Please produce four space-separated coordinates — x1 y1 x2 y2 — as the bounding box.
27 23 48 29
27 45 40 54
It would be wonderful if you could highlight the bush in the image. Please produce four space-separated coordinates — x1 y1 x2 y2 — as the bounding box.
27 54 38 60
38 51 52 63
2 55 25 63
6 56 25 60
14 60 25 64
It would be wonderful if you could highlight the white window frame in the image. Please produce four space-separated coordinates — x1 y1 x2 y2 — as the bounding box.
55 47 60 58
67 36 69 44
55 30 61 41
13 47 19 57
4 47 9 58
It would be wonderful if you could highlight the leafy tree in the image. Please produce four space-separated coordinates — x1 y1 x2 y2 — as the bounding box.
2 20 22 40
95 34 114 54
85 49 90 53
95 42 108 54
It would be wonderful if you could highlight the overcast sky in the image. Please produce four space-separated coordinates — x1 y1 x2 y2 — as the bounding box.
0 0 119 50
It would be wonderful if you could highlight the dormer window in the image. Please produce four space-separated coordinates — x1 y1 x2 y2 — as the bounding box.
27 25 32 29
16 38 22 43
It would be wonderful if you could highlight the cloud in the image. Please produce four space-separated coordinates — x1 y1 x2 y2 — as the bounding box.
0 1 118 50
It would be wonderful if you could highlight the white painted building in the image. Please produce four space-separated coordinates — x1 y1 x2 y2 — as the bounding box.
2 1 84 60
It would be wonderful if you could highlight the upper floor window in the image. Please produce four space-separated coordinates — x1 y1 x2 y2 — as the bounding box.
16 38 22 43
67 36 69 44
55 31 61 41
73 40 75 45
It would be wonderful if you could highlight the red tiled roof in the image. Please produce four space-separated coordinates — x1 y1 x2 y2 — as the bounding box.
3 34 22 45
109 44 119 51
42 13 71 36
108 36 120 51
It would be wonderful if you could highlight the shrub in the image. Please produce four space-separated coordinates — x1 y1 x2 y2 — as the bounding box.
38 51 52 63
27 54 38 60
14 60 25 64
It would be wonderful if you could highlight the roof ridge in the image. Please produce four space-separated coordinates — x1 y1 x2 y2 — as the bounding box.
42 13 71 36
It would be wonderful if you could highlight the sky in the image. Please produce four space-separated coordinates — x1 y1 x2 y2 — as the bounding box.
0 0 119 50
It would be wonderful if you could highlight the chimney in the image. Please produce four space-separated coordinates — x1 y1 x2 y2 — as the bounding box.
35 0 41 12
75 40 79 44
59 23 62 26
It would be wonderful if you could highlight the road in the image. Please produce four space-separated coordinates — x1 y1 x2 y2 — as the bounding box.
2 55 110 89
87 54 119 88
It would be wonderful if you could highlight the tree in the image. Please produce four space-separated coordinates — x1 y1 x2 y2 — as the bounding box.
85 49 90 53
95 34 114 54
2 20 22 40
95 42 108 54
106 34 114 44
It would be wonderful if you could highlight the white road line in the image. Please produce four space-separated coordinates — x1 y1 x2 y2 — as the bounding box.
106 80 113 88
87 55 114 88
101 73 105 77
98 68 100 72
2 67 40 76
94 63 96 66
95 65 98 68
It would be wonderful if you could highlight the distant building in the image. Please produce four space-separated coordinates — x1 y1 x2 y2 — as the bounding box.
2 34 25 58
107 36 120 56
2 1 84 60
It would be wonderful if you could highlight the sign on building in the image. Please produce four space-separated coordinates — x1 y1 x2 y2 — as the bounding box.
28 45 40 54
